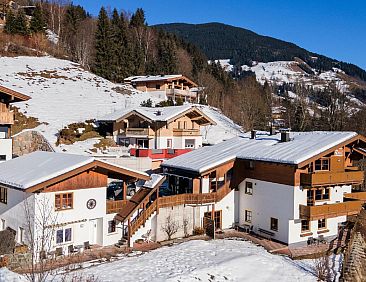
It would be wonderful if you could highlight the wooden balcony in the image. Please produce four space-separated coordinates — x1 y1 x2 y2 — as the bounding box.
125 128 154 137
299 201 364 220
166 88 197 98
158 183 231 208
0 111 14 125
300 169 364 187
106 199 129 214
173 128 200 137
344 191 366 201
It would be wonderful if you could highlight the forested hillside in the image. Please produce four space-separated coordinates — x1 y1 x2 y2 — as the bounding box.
155 23 366 82
1 2 366 135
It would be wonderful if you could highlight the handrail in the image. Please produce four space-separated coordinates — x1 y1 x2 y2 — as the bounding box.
130 201 157 236
106 199 129 214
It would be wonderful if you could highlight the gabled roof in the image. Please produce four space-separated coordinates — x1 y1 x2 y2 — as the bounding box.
162 131 359 173
0 151 149 192
124 74 197 86
99 105 216 126
0 85 31 102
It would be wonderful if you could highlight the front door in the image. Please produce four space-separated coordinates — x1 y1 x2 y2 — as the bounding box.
89 218 103 245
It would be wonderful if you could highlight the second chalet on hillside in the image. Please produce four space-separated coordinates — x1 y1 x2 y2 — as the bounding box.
124 75 199 102
98 105 216 160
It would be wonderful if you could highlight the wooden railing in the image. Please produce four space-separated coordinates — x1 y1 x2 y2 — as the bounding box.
300 169 364 186
299 201 364 220
130 201 157 236
158 183 232 208
125 128 153 137
0 111 14 124
166 88 196 98
344 192 366 201
106 199 129 214
173 128 200 137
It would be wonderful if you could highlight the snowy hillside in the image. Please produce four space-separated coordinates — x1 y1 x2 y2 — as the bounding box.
0 56 242 153
217 59 366 94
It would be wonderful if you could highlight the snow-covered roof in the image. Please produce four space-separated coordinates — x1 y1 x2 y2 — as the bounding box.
100 105 200 123
162 131 358 173
143 174 165 189
124 75 183 82
0 151 93 190
0 151 149 190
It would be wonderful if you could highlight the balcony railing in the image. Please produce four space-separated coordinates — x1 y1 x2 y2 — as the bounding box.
299 201 364 220
106 199 129 214
166 88 197 98
344 191 366 201
158 182 231 208
173 128 200 137
124 128 154 137
0 111 14 125
300 169 364 186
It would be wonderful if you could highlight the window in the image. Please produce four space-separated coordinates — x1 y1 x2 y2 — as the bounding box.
108 220 116 233
167 139 172 148
183 121 187 129
315 188 330 201
245 182 253 195
56 228 72 244
301 220 310 232
245 210 252 223
119 138 130 147
0 155 6 161
19 227 24 243
314 158 329 171
0 187 7 204
204 211 222 229
1 219 5 231
55 193 73 211
185 139 195 148
137 139 149 149
270 217 278 232
318 219 326 229
155 84 161 90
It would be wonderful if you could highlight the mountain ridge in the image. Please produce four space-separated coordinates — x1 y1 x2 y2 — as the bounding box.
154 22 366 82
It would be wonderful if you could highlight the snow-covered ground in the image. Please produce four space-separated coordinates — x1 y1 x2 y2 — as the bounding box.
0 239 316 282
55 239 316 282
0 56 242 154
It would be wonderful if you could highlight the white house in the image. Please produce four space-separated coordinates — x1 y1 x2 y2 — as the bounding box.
0 151 153 255
98 105 216 160
156 131 366 246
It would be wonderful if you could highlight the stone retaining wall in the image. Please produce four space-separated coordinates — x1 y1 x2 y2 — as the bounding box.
12 130 54 157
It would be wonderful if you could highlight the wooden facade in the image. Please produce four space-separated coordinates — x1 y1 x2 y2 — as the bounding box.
43 170 108 193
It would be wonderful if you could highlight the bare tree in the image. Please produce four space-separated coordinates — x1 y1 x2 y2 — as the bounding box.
312 252 333 282
22 195 58 282
161 214 180 241
182 217 190 238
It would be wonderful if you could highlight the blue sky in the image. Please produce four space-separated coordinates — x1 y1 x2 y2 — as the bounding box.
73 0 366 70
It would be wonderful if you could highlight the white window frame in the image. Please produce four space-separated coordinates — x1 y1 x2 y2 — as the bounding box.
56 228 72 245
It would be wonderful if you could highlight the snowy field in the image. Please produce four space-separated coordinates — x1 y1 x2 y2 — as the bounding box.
0 56 242 153
0 239 343 282
56 239 316 282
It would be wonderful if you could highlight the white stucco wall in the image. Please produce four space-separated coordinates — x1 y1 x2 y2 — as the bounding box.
0 139 12 161
0 188 34 244
238 178 294 244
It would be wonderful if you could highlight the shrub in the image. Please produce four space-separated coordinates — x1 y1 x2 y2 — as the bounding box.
193 227 205 236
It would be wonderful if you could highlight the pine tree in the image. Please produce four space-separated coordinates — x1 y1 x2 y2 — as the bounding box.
93 7 113 80
4 9 16 34
14 10 29 35
130 8 146 28
29 5 46 34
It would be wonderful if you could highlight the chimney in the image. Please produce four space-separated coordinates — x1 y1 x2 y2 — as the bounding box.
156 110 162 116
250 130 256 140
280 131 290 142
